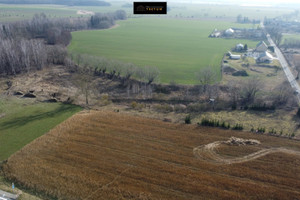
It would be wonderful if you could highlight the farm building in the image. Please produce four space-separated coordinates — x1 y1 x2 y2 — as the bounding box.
235 43 244 51
209 29 221 38
209 32 221 38
256 51 273 63
255 41 268 52
228 51 241 60
225 28 234 36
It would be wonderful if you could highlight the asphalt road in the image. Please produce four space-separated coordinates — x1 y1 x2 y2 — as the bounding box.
261 22 300 102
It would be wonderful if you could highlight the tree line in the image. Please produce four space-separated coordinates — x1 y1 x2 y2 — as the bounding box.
70 53 160 85
281 38 300 48
0 0 111 6
236 14 260 24
0 10 126 75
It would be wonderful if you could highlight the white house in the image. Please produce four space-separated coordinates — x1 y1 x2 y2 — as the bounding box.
235 43 244 51
255 41 268 52
210 31 221 38
225 28 234 36
256 51 273 63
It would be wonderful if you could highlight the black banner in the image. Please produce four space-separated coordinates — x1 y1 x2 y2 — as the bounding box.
134 2 167 15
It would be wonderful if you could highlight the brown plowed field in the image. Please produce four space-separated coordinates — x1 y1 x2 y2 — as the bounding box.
3 111 300 200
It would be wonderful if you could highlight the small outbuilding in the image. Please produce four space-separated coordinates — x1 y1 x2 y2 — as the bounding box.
209 31 221 38
228 51 241 60
225 28 234 36
235 43 244 51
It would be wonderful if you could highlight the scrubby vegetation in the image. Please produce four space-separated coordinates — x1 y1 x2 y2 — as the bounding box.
199 118 231 129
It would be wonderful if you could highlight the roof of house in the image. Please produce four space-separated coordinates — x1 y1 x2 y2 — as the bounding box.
256 41 267 48
236 43 244 48
230 54 241 59
225 28 234 34
259 51 273 59
255 41 268 52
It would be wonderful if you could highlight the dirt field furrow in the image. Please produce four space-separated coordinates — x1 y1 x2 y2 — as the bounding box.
3 111 300 200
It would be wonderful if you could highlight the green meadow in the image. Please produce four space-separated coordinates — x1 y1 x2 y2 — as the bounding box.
0 97 82 161
281 33 300 45
0 4 79 21
166 4 293 20
69 18 259 84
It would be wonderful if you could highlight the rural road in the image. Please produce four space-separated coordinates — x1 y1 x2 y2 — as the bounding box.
261 22 300 102
0 190 18 200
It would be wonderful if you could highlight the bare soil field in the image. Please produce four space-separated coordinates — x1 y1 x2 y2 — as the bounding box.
2 111 300 200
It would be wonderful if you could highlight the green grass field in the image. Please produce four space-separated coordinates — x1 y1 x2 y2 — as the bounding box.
0 97 82 161
166 3 293 20
0 4 79 21
69 18 259 84
281 33 300 45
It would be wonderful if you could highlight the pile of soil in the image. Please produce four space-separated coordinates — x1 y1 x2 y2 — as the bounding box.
224 137 260 146
232 70 249 76
223 65 237 73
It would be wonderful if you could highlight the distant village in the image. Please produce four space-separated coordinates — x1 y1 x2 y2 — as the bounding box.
229 41 274 64
209 27 274 64
209 27 264 40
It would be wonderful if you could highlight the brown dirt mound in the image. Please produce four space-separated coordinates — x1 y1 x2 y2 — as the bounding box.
223 137 260 146
193 137 300 165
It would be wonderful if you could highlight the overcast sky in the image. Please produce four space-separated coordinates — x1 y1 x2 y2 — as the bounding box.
165 0 300 5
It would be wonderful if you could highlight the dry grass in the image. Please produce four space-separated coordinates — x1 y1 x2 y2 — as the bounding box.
2 110 300 200
222 58 285 91
195 110 300 136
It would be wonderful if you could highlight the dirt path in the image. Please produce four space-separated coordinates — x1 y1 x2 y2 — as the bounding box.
77 10 94 15
193 138 300 164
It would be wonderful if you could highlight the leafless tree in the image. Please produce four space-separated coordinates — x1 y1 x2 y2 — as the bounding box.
74 65 94 107
122 63 136 85
196 67 217 92
266 26 282 46
143 66 159 85
240 77 263 104
272 81 293 106
47 45 68 65
292 59 300 80
228 80 241 106
135 67 146 82
0 38 47 75
124 63 136 80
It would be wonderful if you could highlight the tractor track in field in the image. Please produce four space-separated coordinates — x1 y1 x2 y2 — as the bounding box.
193 137 300 164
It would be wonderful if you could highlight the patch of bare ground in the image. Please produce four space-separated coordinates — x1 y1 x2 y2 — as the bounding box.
76 10 95 15
0 65 123 106
193 137 300 164
2 111 300 200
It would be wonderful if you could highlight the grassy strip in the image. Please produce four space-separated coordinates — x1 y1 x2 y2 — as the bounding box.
0 97 82 161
